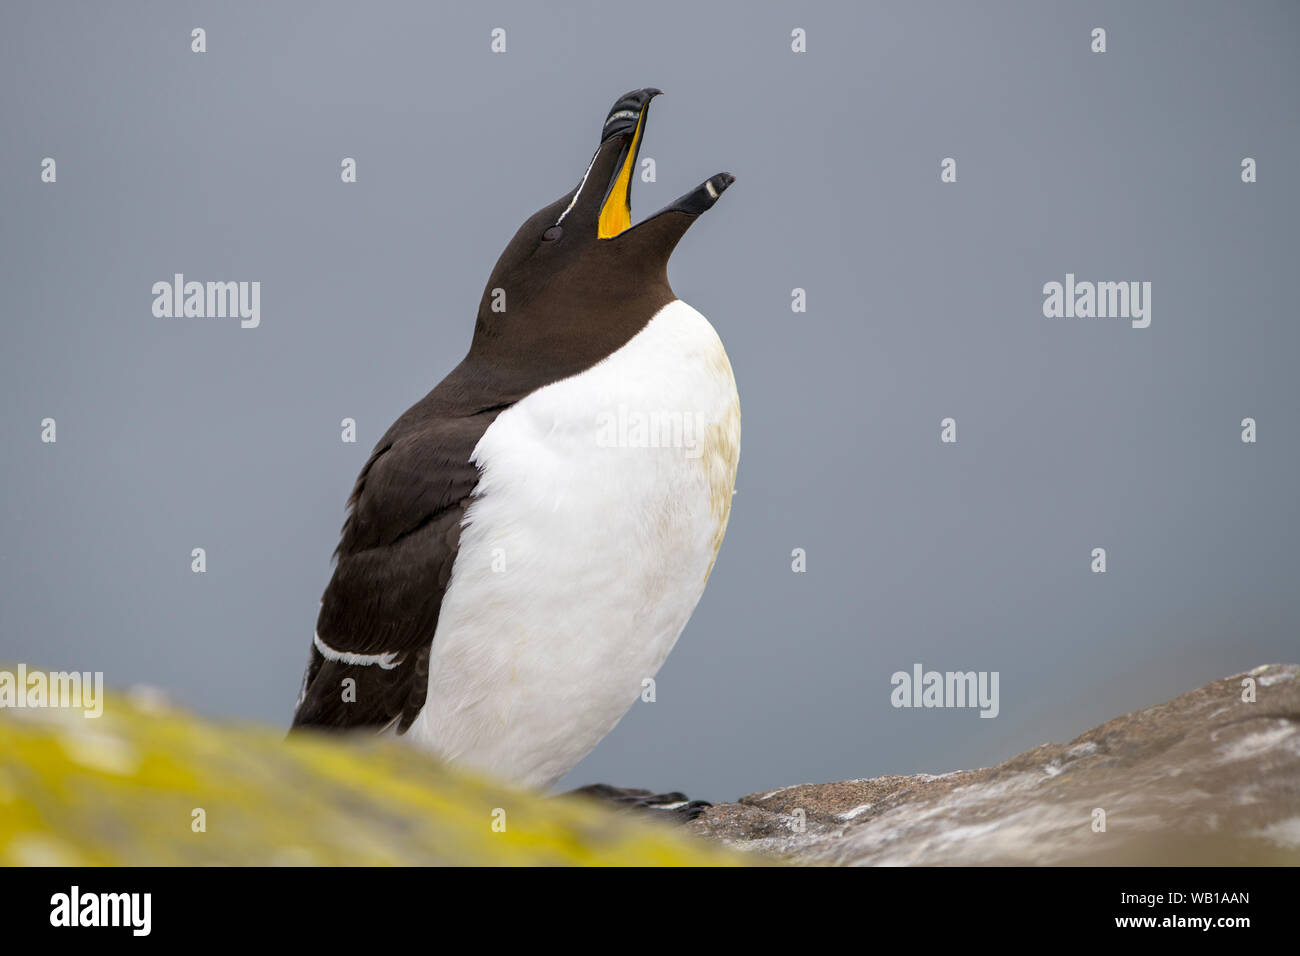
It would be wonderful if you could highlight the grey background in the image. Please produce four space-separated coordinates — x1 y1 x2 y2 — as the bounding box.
2 0 1297 801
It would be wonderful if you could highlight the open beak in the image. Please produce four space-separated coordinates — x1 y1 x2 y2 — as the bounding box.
595 88 734 240
596 88 659 239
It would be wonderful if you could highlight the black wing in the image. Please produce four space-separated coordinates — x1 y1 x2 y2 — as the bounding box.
292 399 503 735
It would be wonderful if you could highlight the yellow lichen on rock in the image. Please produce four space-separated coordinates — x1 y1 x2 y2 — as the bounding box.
0 687 745 866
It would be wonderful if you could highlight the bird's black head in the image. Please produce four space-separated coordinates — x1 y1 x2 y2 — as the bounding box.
465 88 734 388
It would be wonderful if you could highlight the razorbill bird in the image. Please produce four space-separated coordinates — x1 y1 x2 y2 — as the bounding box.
292 88 739 795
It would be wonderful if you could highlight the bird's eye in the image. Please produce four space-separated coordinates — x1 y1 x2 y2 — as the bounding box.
542 226 563 242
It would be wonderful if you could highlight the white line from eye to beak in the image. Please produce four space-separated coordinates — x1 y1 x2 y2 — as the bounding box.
556 149 600 225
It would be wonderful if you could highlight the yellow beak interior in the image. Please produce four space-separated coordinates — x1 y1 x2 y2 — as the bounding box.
597 109 646 239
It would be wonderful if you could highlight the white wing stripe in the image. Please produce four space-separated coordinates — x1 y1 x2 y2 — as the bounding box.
313 631 400 670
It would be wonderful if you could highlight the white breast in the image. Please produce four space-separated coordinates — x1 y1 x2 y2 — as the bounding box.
404 299 740 788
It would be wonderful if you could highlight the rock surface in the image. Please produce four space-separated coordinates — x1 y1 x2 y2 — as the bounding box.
688 664 1300 865
6 665 1296 866
0 686 742 866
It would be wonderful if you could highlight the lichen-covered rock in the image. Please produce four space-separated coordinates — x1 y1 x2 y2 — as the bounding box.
0 686 743 866
689 664 1300 866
